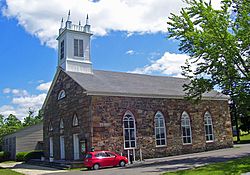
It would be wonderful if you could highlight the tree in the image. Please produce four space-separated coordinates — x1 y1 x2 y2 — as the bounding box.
0 114 4 127
23 109 36 127
23 109 43 127
0 114 23 150
4 114 22 127
35 109 44 122
167 0 250 141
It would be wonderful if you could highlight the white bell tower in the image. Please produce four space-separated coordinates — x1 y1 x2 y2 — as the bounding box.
57 11 93 74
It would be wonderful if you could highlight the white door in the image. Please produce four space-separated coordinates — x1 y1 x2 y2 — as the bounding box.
49 137 53 157
60 136 65 160
73 134 80 160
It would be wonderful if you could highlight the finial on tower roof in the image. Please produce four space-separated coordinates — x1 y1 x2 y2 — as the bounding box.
79 21 81 26
60 18 64 28
86 14 89 25
67 10 71 21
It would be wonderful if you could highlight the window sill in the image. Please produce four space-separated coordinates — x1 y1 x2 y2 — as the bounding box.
155 145 167 148
206 140 214 143
124 147 136 150
183 143 192 146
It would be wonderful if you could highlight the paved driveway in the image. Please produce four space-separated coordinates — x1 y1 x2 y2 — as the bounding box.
50 144 250 175
1 144 250 175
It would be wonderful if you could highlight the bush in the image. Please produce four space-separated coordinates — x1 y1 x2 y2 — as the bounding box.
16 152 28 162
0 151 10 162
24 150 44 162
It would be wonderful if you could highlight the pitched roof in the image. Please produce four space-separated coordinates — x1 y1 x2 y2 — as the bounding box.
66 70 228 100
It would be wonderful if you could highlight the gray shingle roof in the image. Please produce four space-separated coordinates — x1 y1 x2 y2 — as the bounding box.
66 70 228 100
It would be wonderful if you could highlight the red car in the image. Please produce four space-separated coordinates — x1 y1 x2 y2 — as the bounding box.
83 151 128 170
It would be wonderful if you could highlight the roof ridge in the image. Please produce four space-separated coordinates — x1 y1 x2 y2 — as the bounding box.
91 69 187 80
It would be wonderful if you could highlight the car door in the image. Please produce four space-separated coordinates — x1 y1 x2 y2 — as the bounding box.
95 152 107 167
105 152 117 166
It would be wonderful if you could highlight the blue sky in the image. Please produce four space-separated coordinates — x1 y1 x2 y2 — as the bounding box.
0 0 221 119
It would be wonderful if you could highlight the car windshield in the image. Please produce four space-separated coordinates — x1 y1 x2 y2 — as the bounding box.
85 154 92 158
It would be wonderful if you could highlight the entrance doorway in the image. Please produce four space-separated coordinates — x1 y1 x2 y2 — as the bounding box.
60 136 65 160
73 134 80 160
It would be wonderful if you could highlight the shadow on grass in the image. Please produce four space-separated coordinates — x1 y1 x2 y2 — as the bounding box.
234 140 250 144
163 156 250 175
127 152 250 175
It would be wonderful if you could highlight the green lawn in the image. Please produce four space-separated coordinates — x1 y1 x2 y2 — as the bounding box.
163 156 250 175
233 133 250 144
0 168 24 175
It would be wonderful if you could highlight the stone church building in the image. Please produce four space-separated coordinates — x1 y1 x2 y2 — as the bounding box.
42 14 233 162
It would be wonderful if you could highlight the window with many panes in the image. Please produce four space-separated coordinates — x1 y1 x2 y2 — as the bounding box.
60 40 64 59
123 111 136 149
155 111 166 146
181 111 192 144
74 39 84 57
204 111 214 142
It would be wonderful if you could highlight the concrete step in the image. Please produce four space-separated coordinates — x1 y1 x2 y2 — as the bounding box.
27 159 84 169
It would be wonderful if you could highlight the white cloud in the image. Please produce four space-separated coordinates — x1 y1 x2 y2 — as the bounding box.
12 94 47 109
0 93 47 120
36 81 52 91
2 0 223 48
131 52 189 77
0 105 17 116
126 50 136 55
0 82 51 119
2 0 189 48
3 88 11 94
11 89 29 96
2 88 29 96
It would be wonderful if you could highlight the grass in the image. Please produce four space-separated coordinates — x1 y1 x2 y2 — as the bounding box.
163 156 250 175
233 133 250 144
0 167 24 175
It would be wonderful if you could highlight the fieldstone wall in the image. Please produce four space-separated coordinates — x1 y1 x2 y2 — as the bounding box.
43 71 92 160
91 96 233 159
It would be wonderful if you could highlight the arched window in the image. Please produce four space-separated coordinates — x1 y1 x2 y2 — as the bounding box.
72 114 79 126
60 118 64 129
155 111 166 146
204 111 214 142
123 111 136 149
49 121 53 132
181 111 192 144
58 90 66 100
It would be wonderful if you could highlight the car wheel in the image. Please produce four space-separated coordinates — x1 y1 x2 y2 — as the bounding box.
93 163 100 170
119 160 126 167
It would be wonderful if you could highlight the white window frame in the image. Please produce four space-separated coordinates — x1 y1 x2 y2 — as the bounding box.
58 90 66 100
204 111 214 142
60 118 64 129
74 39 84 57
49 137 53 157
49 121 53 132
154 111 167 147
123 111 136 149
181 111 192 145
60 136 65 159
73 134 80 160
72 114 79 126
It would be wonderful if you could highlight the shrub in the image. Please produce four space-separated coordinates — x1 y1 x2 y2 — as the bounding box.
16 152 28 162
0 151 10 162
24 150 44 162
